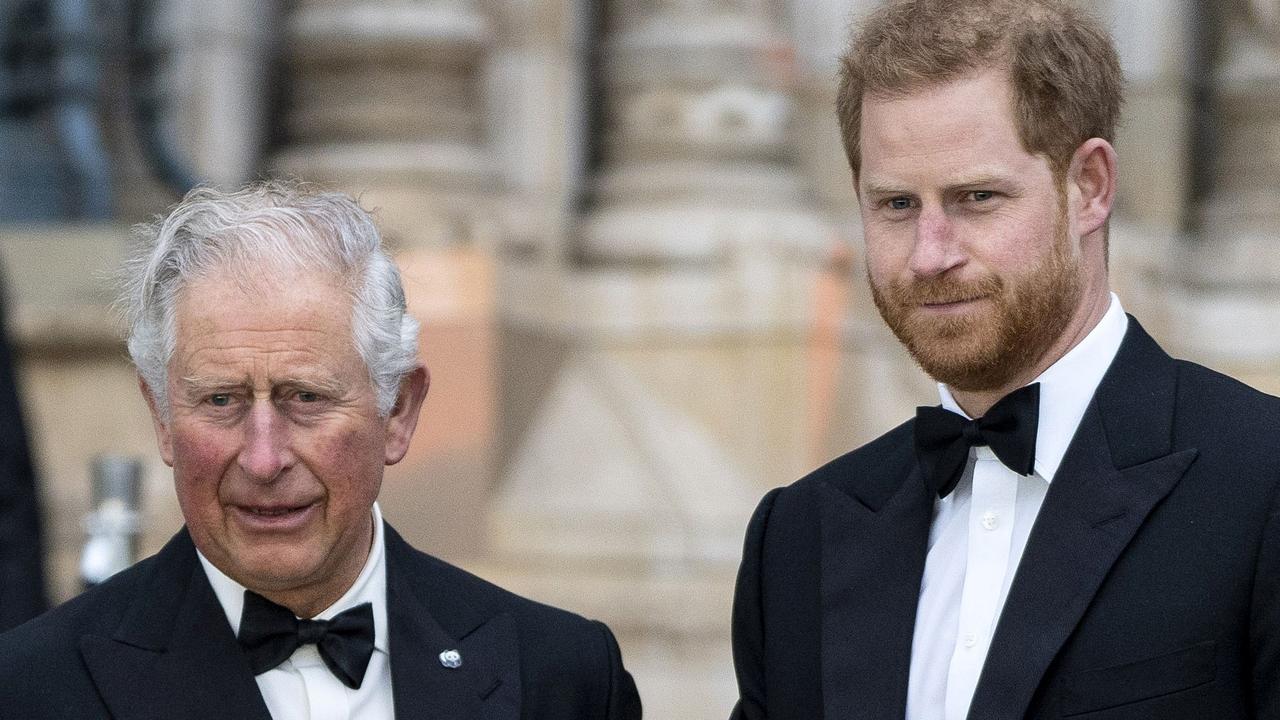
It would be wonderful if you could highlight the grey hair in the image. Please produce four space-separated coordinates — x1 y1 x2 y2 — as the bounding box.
120 180 420 418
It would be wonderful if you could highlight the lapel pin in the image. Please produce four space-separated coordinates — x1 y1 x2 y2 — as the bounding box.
439 649 463 669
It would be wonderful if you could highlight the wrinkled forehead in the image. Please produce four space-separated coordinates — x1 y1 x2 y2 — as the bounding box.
174 265 355 339
165 272 369 395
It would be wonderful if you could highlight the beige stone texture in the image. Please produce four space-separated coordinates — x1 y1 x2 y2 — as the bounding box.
474 2 839 712
157 0 278 186
273 0 504 252
1102 0 1197 232
381 249 500 564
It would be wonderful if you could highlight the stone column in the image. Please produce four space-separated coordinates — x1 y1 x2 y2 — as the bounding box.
787 0 874 212
1197 0 1280 245
1095 0 1198 338
485 1 832 715
110 0 278 219
1163 0 1280 392
271 0 501 251
159 0 277 187
1101 0 1198 232
577 0 827 264
483 0 585 258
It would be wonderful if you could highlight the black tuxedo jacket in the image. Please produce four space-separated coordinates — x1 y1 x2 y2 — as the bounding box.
0 273 47 632
731 318 1280 719
0 522 642 719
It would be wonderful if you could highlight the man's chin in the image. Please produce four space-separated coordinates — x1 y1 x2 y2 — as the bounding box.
896 316 990 362
877 296 1024 389
208 543 322 592
901 331 1016 391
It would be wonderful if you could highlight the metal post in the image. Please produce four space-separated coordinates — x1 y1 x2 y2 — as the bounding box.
79 455 143 589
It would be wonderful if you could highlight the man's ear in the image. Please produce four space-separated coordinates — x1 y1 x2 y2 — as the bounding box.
1068 137 1118 239
139 375 175 467
384 364 430 465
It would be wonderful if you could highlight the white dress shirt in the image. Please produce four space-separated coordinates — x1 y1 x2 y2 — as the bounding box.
199 503 394 720
905 295 1129 720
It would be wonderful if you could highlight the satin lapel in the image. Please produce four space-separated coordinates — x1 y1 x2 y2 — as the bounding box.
79 530 271 720
820 468 934 720
386 526 519 720
968 318 1199 719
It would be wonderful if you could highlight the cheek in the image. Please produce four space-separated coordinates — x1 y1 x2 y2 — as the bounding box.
312 423 373 458
1002 205 1062 253
171 428 236 471
301 425 386 485
170 430 236 501
863 226 912 269
1003 229 1059 275
864 246 903 288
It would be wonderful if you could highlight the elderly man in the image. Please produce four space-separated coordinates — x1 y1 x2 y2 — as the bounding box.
0 182 642 719
730 1 1280 719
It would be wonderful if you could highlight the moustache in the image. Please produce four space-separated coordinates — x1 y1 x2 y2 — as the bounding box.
884 274 1003 306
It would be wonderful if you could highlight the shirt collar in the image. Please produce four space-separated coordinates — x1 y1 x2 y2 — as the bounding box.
198 501 390 655
938 292 1128 483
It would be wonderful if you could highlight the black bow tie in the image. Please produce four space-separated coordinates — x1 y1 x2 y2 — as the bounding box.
914 383 1040 498
237 590 376 690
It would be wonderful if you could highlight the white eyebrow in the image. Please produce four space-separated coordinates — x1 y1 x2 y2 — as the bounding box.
177 374 345 397
177 374 247 392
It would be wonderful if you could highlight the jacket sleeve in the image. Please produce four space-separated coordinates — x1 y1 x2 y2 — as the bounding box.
1252 479 1280 718
0 275 48 633
729 488 781 720
595 620 642 720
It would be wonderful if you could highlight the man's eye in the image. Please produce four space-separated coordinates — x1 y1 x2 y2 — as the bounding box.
887 197 913 211
969 191 995 202
296 391 319 403
209 394 232 407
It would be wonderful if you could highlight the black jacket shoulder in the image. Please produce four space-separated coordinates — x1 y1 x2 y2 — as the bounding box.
0 544 160 656
782 419 918 508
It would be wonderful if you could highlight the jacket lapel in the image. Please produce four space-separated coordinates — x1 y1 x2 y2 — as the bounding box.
967 318 1199 719
79 530 272 720
385 525 520 720
821 461 935 720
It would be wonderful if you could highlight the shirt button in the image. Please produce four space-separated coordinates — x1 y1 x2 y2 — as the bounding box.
962 633 978 648
981 511 999 530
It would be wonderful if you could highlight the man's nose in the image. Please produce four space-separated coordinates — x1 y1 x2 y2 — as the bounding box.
238 401 292 482
908 206 965 278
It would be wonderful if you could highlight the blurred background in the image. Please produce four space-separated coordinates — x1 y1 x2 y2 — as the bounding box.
1 0 1278 716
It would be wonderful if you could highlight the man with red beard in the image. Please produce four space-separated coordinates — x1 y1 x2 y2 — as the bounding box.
729 2 1280 719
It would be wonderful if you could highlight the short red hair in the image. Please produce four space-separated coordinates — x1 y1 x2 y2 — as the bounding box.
837 0 1123 183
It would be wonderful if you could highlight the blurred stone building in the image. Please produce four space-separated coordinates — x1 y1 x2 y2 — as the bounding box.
1 0 1277 716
